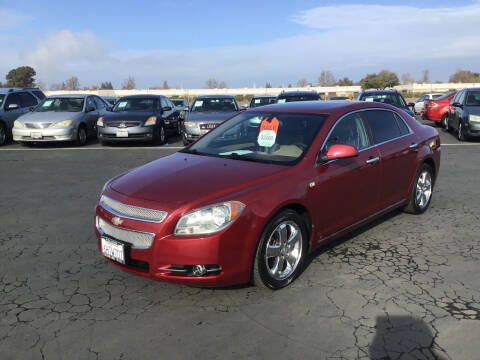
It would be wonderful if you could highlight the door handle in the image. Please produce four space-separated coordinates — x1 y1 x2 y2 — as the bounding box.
366 157 379 164
409 143 418 149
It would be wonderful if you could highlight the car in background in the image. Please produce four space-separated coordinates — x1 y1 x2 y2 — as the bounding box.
13 94 108 146
95 101 440 289
421 91 456 127
182 95 239 145
328 96 349 101
413 93 444 114
97 95 180 145
445 88 480 141
102 96 119 106
357 90 415 117
0 87 46 145
171 98 189 110
276 91 321 103
249 95 277 108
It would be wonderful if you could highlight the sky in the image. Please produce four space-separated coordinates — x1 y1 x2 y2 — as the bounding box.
0 0 479 89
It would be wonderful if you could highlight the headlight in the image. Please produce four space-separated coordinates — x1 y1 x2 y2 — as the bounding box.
51 120 73 128
175 201 245 235
184 121 197 127
97 117 104 127
144 116 157 126
13 120 24 128
469 114 480 123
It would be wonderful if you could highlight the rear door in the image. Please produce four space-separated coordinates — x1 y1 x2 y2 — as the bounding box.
364 110 418 208
313 111 381 239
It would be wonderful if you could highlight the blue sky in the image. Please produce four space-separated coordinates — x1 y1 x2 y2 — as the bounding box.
1 0 479 88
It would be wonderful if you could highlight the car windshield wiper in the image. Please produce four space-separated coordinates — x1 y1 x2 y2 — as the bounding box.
181 148 202 155
217 152 264 163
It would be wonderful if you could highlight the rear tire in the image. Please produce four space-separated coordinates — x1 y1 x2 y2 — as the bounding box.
252 210 308 290
404 163 434 214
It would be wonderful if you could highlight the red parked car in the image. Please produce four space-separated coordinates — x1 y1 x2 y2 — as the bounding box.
422 91 456 127
95 101 441 289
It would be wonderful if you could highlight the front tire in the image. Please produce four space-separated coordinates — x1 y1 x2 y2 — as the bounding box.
252 210 308 290
442 115 449 132
75 125 87 146
0 123 6 146
404 163 434 214
154 124 166 145
182 132 190 146
457 122 466 141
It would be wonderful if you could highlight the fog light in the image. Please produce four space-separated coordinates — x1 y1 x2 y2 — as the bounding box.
192 265 207 276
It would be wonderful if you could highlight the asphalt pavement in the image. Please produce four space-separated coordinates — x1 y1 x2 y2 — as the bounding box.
1 122 480 359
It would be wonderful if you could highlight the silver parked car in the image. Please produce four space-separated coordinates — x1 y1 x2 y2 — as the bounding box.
182 95 240 145
12 94 108 146
414 93 444 114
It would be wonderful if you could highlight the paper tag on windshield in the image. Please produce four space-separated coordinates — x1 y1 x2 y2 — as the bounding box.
257 117 279 147
43 100 53 107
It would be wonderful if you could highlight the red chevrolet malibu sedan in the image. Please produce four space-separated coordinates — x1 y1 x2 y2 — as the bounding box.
95 101 440 289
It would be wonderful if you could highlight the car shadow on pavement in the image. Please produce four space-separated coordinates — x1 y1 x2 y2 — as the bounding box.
369 315 447 359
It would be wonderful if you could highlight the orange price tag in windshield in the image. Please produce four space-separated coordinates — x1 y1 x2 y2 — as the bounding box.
257 117 279 147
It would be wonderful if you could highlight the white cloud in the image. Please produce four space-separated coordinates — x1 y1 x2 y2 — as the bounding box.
10 2 480 88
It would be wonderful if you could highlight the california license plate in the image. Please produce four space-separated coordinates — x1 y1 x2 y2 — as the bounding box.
31 132 42 139
101 237 125 264
116 130 129 137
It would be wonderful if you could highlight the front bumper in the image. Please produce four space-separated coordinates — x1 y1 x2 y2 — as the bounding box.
98 125 154 142
466 122 480 137
12 126 76 142
94 192 258 287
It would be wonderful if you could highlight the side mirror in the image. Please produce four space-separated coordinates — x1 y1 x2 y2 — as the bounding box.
320 144 359 162
86 106 96 112
6 103 20 111
452 102 462 108
162 106 172 112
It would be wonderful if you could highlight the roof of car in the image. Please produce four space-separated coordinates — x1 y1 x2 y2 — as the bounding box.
195 94 236 99
249 100 400 114
463 87 480 91
0 87 42 95
252 95 277 98
119 94 162 99
47 93 90 98
359 89 400 95
277 91 319 97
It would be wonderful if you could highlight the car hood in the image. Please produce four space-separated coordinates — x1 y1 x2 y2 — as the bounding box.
110 152 288 211
103 111 155 122
186 111 237 123
19 111 82 122
464 106 480 115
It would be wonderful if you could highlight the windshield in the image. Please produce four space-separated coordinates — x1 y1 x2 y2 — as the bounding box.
360 93 407 108
277 94 319 103
0 94 4 108
465 91 480 106
113 98 158 112
250 97 276 108
171 100 185 107
437 91 456 100
191 98 238 112
35 97 84 112
184 112 328 165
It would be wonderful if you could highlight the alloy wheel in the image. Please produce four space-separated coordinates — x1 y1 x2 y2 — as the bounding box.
160 126 166 143
78 128 87 145
415 170 432 210
264 221 303 281
458 123 464 141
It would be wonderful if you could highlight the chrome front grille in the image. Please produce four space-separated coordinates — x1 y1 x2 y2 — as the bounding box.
99 195 167 223
106 121 141 128
96 216 154 249
26 122 52 129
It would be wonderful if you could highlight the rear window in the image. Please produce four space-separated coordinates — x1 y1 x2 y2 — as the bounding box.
365 110 401 144
360 93 406 108
250 97 276 107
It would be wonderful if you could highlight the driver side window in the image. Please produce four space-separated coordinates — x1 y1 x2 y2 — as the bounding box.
86 97 96 110
324 112 370 151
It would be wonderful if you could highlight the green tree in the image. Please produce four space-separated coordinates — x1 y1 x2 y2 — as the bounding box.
377 70 399 88
337 77 354 86
5 66 36 87
100 81 113 89
360 70 399 89
449 69 480 83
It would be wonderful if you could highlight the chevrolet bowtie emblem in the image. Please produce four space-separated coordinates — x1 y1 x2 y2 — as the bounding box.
119 123 126 128
111 217 123 226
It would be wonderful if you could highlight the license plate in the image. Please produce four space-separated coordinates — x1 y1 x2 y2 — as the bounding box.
200 124 217 130
116 129 129 137
101 237 125 264
31 132 42 139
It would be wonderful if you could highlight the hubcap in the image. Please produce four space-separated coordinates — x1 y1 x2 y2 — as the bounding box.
264 221 302 280
458 123 462 140
160 127 165 142
415 171 432 209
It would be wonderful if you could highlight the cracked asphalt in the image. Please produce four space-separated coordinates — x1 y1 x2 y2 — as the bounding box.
1 125 480 360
